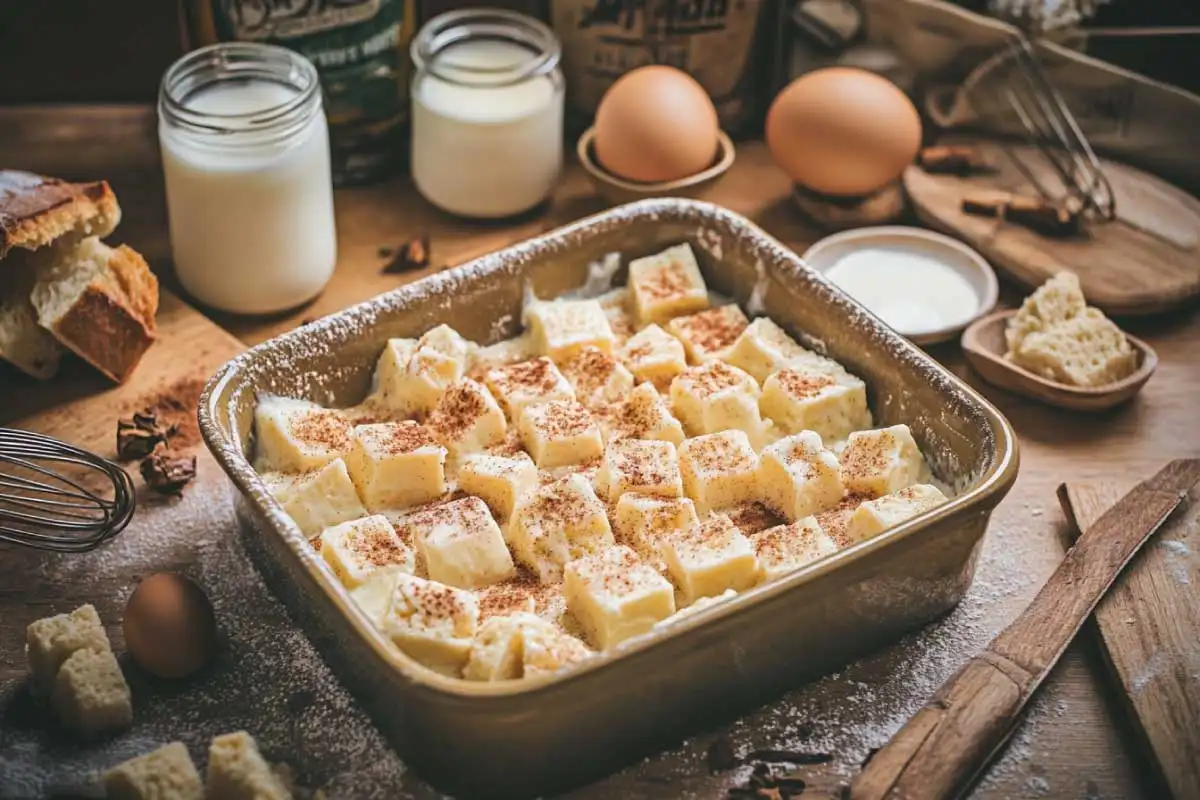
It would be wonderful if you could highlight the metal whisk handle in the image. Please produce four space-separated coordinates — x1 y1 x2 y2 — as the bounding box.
0 428 136 553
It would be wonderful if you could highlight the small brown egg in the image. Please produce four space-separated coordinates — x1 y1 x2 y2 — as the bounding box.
124 572 217 679
766 67 922 197
594 66 720 184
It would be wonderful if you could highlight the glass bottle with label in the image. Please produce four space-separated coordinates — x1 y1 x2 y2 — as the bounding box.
179 0 415 186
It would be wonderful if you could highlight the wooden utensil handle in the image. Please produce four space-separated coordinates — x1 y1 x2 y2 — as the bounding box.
850 461 1199 800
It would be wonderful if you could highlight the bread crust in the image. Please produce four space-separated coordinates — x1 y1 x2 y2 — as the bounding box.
0 171 121 259
42 244 158 383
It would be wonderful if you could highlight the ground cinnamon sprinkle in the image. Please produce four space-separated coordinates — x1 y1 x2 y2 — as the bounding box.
562 347 618 402
477 568 561 620
369 420 438 456
525 400 595 439
685 432 756 473
672 306 748 357
640 259 693 301
488 357 562 397
291 410 352 452
839 432 894 483
607 440 674 490
725 502 785 536
683 361 752 398
777 368 836 399
348 524 409 568
427 380 488 443
129 375 207 449
816 493 870 547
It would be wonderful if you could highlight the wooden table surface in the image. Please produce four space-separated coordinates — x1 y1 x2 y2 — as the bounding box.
1 105 1198 800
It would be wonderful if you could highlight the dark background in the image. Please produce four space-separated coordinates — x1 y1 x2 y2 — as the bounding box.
0 0 1197 105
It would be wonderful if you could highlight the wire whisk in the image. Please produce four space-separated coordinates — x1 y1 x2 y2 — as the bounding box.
987 36 1117 222
0 428 136 552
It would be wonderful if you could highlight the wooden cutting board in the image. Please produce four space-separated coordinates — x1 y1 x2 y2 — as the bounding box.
904 138 1200 316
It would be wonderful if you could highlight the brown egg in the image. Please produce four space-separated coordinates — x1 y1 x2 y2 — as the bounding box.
766 67 922 197
124 572 217 679
594 66 720 184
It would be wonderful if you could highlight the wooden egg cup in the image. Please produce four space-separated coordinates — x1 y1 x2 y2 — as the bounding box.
790 180 906 231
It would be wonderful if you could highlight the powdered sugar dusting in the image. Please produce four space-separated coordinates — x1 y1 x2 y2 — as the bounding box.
0 474 412 798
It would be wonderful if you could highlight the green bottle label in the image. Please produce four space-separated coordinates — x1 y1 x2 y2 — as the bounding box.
209 0 413 184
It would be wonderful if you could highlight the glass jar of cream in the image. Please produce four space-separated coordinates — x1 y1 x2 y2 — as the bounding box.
411 9 565 219
159 43 337 315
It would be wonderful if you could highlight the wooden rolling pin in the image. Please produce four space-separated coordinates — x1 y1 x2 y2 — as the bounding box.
851 459 1200 800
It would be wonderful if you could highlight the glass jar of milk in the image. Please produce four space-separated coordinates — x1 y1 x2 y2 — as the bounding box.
411 9 565 219
159 43 337 315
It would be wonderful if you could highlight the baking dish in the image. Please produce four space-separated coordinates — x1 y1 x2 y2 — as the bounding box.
199 199 1018 798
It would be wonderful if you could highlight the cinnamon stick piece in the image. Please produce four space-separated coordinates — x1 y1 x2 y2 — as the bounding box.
851 459 1200 800
1058 481 1200 800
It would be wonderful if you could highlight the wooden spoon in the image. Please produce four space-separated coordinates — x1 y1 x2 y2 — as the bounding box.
961 310 1157 412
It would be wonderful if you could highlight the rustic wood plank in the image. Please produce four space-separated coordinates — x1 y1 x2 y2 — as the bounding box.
905 138 1200 316
1058 480 1200 800
4 104 1200 800
852 461 1200 800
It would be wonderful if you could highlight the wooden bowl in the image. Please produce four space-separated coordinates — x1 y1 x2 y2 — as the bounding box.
577 127 735 206
961 310 1158 411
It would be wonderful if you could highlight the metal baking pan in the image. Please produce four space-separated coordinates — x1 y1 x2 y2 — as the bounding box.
200 199 1018 798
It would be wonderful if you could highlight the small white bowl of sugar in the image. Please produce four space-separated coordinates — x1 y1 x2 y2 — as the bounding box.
803 226 998 346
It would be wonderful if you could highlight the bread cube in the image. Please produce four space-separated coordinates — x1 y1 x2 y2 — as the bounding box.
463 613 545 682
760 366 872 444
523 623 593 678
560 346 635 410
669 361 762 438
525 298 615 363
457 451 538 523
565 545 676 650
725 318 835 384
839 424 928 498
509 474 614 583
345 421 447 511
845 484 949 544
1005 271 1086 353
278 457 366 539
104 741 204 800
597 439 682 503
597 286 637 343
349 568 402 630
51 647 132 735
320 515 415 589
206 731 290 800
654 589 738 628
679 430 760 514
758 432 845 521
751 518 838 582
629 243 710 325
25 603 110 694
463 610 592 681
666 304 749 363
426 378 507 460
402 496 515 589
620 324 687 391
518 400 603 469
661 515 760 605
485 357 576 422
371 325 473 417
1008 308 1137 388
613 495 699 565
605 383 686 446
384 573 480 675
468 334 534 379
254 396 351 473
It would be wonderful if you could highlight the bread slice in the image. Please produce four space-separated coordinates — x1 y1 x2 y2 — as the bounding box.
1008 307 1138 387
31 237 158 383
0 256 63 378
0 170 120 259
